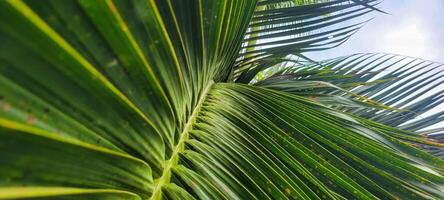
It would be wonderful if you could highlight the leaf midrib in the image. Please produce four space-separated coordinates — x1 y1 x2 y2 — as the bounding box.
149 81 214 200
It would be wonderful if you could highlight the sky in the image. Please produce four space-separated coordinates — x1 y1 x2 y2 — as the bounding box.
307 0 444 63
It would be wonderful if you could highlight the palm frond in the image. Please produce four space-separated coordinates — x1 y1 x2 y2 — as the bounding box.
255 53 444 157
234 0 382 79
0 0 443 199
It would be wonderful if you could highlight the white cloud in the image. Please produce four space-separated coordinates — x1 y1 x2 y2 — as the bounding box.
381 18 438 60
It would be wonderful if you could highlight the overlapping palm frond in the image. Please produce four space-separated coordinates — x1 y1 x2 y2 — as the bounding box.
255 53 444 157
234 0 381 82
1 0 444 199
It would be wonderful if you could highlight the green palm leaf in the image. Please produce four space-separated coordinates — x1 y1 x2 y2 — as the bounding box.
0 0 443 199
255 53 444 158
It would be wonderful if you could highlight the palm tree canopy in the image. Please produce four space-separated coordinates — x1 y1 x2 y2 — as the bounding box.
0 0 443 199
